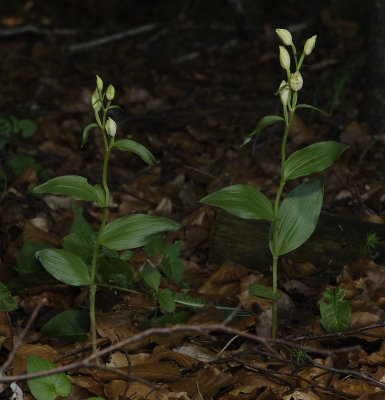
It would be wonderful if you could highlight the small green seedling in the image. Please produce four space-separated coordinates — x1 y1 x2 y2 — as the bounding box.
320 288 351 332
364 232 380 257
200 29 349 337
32 76 181 351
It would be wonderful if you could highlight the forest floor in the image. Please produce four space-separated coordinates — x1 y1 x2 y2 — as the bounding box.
1 1 385 399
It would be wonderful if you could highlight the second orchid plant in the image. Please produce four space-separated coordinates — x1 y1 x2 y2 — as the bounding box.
201 29 349 338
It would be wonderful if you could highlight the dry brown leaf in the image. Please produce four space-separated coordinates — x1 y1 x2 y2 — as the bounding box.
96 311 149 350
172 344 217 363
228 370 280 395
367 341 385 366
131 361 180 382
104 380 165 400
68 375 103 397
333 378 377 396
283 390 320 400
152 345 199 366
210 261 249 284
14 344 59 375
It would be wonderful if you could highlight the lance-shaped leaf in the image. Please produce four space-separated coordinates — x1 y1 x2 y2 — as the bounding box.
285 141 349 181
37 249 91 286
100 214 181 250
112 139 155 165
200 184 274 221
249 283 281 300
295 103 328 115
243 115 285 145
81 123 98 148
33 175 106 206
269 176 323 256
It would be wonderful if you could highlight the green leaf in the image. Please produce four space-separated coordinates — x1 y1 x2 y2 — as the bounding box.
270 177 323 256
320 288 351 332
37 249 91 286
144 234 165 257
142 264 161 291
62 231 95 263
120 250 133 261
33 175 106 206
7 272 58 292
0 117 12 149
249 283 281 300
18 119 37 138
200 184 274 221
27 355 71 400
100 214 180 250
16 240 50 275
295 103 328 115
96 257 135 287
81 123 99 148
158 289 176 312
112 139 155 165
285 141 349 181
70 203 95 236
0 282 17 311
243 115 285 145
162 242 184 284
41 310 89 342
9 155 36 175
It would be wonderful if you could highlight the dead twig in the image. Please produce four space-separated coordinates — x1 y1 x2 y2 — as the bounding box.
0 302 43 375
0 25 77 37
68 24 158 53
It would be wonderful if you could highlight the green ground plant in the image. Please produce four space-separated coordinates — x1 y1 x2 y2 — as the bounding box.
200 29 349 338
0 115 51 184
32 76 181 351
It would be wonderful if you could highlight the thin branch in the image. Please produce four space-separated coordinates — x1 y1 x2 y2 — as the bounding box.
68 24 158 52
0 324 363 383
0 302 43 375
288 323 385 342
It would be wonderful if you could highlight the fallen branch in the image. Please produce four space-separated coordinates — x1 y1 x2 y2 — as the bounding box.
68 23 158 52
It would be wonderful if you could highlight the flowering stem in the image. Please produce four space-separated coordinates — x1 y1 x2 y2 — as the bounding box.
271 102 295 338
89 110 111 352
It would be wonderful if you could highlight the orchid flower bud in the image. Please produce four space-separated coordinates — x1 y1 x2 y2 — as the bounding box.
279 46 290 71
96 75 103 92
276 29 292 46
279 80 290 106
91 89 102 112
304 35 317 56
106 117 117 137
290 71 303 92
106 84 115 101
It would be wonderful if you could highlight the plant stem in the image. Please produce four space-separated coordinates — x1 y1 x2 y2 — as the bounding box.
270 101 295 338
89 115 111 352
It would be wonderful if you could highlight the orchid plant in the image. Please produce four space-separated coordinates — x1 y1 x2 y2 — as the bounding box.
33 76 180 351
200 29 349 338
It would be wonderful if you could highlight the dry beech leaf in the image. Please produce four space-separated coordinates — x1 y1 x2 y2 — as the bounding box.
366 341 385 366
152 345 199 366
333 378 377 396
168 365 235 398
283 390 320 400
172 344 217 363
68 375 103 397
210 261 248 284
228 371 280 395
96 311 150 350
23 220 59 247
104 380 165 400
14 344 59 375
357 394 385 400
131 361 180 382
